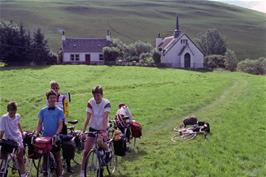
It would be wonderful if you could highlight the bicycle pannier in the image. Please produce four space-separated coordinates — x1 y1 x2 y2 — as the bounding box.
34 137 53 153
0 139 18 154
131 121 142 138
113 137 126 156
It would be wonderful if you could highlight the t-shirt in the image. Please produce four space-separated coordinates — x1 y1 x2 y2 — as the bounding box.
38 106 64 137
116 105 133 121
86 98 111 130
0 113 23 147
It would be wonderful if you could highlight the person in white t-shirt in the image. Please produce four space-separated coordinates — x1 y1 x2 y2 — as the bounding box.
0 101 27 177
80 86 111 177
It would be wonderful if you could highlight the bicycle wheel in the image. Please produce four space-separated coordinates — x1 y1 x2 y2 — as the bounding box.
84 149 101 177
106 141 117 175
0 156 8 177
36 154 51 177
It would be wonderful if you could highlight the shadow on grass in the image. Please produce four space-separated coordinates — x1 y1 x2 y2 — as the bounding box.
0 65 51 71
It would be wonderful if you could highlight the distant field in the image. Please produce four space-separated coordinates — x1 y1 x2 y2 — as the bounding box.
0 0 265 60
0 65 265 177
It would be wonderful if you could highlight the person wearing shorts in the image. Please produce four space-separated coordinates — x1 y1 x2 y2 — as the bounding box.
0 101 27 177
80 85 111 177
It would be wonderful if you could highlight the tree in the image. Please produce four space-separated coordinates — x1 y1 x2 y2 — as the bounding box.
196 29 227 56
31 28 52 65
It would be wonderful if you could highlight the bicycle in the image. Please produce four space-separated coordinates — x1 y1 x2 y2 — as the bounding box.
84 131 117 177
31 136 58 177
0 139 20 177
171 127 197 142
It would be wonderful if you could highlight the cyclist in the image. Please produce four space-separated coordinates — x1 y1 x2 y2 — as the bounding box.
47 80 69 134
48 81 74 173
0 101 28 177
36 90 64 177
115 103 133 142
80 85 111 177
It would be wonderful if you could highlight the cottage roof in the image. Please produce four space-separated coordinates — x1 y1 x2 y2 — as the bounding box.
62 38 111 53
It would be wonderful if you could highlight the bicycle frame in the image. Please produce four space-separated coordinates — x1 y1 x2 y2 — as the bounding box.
0 148 20 177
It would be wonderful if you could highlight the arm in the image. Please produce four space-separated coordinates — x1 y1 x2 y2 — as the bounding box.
82 112 92 133
56 119 63 135
103 112 109 131
35 119 42 135
18 123 23 136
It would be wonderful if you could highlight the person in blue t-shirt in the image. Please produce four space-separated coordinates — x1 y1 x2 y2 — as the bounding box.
35 90 64 177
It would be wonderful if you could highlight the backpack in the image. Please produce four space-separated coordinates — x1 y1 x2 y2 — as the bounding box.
131 121 142 138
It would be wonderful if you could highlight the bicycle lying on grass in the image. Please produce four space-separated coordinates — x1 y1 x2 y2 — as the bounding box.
171 121 210 142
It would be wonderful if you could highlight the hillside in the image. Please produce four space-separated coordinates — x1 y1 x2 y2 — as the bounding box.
0 65 265 176
0 0 265 60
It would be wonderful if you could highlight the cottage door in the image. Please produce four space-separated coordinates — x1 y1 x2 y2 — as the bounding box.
184 53 191 68
85 54 91 64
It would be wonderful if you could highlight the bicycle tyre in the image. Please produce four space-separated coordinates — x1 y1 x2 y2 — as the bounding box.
106 141 117 175
0 157 8 177
36 154 51 177
84 149 101 177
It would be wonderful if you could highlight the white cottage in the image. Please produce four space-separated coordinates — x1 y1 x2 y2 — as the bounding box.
60 31 112 64
156 16 204 68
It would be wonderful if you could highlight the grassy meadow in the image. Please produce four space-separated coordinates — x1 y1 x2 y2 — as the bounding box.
0 0 266 60
0 65 265 177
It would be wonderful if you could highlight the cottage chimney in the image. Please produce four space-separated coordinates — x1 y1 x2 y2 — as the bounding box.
106 30 112 41
174 16 180 38
62 31 66 41
156 33 163 48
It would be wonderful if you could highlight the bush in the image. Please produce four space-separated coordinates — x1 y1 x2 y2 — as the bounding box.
103 47 120 64
152 49 161 65
204 55 226 69
237 57 266 75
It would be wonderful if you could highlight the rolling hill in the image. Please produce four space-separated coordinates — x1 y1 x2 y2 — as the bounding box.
0 0 265 60
0 65 265 176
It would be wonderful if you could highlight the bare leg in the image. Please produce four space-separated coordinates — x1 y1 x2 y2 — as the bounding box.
81 136 95 171
16 148 26 175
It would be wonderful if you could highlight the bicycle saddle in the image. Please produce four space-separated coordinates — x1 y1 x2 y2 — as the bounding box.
68 120 78 125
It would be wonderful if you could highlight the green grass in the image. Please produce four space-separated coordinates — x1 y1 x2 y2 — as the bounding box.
0 0 265 60
0 65 265 177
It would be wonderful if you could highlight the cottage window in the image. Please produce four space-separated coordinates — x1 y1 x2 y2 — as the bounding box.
75 54 80 61
70 54 75 61
99 54 104 60
181 39 188 44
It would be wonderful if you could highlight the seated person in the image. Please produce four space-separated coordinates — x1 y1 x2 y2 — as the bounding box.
0 101 27 177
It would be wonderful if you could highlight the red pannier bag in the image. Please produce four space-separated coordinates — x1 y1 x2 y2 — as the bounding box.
131 121 142 138
34 137 53 153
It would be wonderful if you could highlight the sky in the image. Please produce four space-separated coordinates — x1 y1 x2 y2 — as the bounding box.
210 0 266 13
